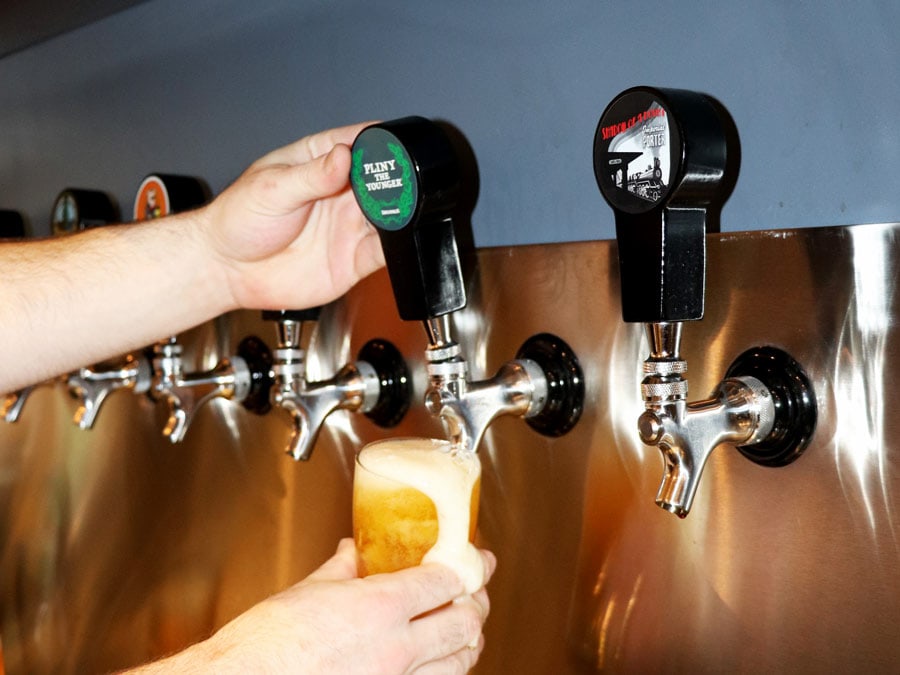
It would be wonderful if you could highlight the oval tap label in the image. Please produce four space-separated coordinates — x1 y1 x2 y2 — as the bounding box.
350 127 418 231
133 176 171 221
595 90 678 214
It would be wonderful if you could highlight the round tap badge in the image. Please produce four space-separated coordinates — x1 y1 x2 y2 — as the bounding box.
350 127 418 231
51 189 117 235
51 191 79 235
133 175 170 221
594 88 681 214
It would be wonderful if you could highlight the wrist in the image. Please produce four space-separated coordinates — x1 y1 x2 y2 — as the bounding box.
179 204 242 315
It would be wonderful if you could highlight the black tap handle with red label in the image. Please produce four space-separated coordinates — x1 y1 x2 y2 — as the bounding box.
349 116 466 322
593 87 740 323
133 173 210 221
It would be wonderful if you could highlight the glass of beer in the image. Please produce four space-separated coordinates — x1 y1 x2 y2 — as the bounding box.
352 437 483 593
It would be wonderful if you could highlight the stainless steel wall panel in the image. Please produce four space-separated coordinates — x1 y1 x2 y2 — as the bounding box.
1 223 899 672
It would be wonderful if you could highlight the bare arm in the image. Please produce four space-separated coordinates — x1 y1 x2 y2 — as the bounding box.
0 123 384 392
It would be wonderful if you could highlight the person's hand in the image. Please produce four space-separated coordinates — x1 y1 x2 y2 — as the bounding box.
170 538 495 674
206 538 496 673
200 122 386 311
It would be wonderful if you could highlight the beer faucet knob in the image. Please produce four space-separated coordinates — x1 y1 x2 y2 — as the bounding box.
350 116 466 321
593 86 740 323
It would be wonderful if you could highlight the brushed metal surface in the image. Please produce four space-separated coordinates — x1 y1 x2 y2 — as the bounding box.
1 223 898 672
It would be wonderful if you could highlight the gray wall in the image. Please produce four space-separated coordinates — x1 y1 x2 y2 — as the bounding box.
0 0 897 246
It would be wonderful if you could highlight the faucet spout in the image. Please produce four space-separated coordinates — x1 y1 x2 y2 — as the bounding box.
277 395 315 461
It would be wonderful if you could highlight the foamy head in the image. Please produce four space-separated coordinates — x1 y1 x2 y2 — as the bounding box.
354 437 483 593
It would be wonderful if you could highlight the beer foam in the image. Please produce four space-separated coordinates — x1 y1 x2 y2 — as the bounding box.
359 438 483 594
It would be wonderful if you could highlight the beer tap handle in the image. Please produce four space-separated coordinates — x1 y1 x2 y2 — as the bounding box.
594 86 740 324
594 87 818 517
51 188 119 235
350 116 466 323
352 118 584 451
0 210 25 239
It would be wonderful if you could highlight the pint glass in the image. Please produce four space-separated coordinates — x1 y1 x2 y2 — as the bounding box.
352 437 483 592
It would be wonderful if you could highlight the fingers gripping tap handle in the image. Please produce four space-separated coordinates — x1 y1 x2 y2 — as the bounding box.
350 117 466 321
593 87 740 323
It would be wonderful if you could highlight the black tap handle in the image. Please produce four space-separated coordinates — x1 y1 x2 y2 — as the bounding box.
593 87 740 323
350 116 466 321
51 188 119 235
133 173 210 221
0 210 26 238
261 307 322 323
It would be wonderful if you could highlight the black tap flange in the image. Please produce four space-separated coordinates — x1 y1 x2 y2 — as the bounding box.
357 338 412 428
515 333 585 437
725 346 817 467
237 335 274 415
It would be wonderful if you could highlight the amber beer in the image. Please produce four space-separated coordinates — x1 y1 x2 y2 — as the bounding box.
353 437 483 592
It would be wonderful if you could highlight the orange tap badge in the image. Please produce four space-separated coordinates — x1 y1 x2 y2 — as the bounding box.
133 176 171 221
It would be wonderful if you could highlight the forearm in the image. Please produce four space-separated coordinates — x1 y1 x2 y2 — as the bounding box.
121 637 233 675
0 208 232 392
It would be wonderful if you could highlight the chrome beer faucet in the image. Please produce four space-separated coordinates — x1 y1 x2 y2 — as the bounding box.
262 308 412 460
350 117 584 453
419 315 580 454
149 334 272 443
67 353 153 429
595 87 816 517
2 387 35 423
